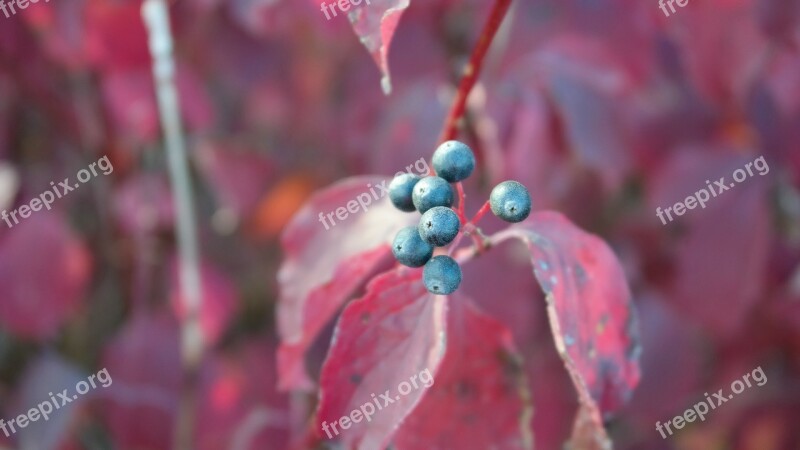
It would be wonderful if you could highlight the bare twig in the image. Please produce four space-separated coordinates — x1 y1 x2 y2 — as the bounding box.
469 200 492 225
141 1 204 449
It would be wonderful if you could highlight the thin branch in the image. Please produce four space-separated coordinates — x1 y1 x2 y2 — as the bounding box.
434 0 512 266
141 1 204 449
438 0 512 144
469 200 492 225
455 181 467 223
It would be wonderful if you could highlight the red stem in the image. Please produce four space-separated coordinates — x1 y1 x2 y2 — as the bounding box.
455 182 467 223
438 0 511 260
469 200 492 225
438 0 512 144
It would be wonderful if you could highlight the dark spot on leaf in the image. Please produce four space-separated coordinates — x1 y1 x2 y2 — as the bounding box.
574 264 588 286
454 380 475 398
496 349 524 376
587 340 597 359
360 312 370 323
624 303 642 361
463 413 479 425
597 314 610 334
350 374 363 384
427 221 433 228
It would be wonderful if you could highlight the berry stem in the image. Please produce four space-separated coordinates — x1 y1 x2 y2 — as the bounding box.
452 227 494 263
469 200 492 225
455 181 467 223
470 227 489 254
449 222 486 257
437 0 512 144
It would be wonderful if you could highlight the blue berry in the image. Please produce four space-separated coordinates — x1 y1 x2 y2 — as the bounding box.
432 140 476 182
418 206 460 247
412 176 453 213
388 173 421 212
392 227 433 267
489 180 532 223
423 255 462 294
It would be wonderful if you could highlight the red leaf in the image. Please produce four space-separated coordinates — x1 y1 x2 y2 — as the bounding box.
346 0 410 94
460 238 576 449
393 298 533 450
315 268 447 449
0 212 92 339
460 238 545 347
277 176 417 390
496 211 641 449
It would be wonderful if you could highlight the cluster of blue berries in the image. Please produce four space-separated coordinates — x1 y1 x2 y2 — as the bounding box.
388 140 532 295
